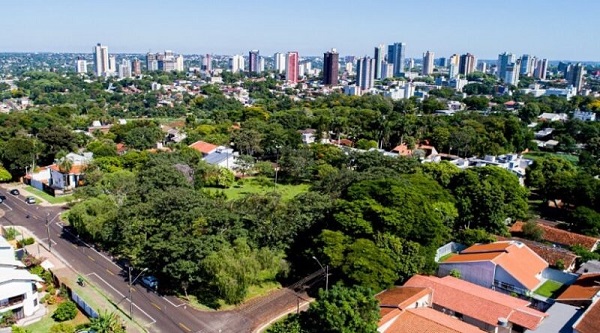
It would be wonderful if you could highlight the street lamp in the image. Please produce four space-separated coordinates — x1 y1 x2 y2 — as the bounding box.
312 256 328 292
128 267 148 319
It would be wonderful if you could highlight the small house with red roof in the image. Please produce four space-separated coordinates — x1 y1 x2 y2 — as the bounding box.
438 241 548 296
188 140 218 156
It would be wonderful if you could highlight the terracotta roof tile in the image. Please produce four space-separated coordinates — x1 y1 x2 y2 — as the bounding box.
376 287 430 310
441 241 548 290
557 274 600 301
382 308 484 333
574 300 600 333
496 236 577 269
404 275 547 330
188 140 218 154
510 221 599 251
49 164 86 175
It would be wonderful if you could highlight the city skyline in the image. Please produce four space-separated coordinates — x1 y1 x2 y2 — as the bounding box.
1 0 599 60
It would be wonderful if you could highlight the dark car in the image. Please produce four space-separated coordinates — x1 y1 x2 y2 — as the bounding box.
141 275 158 290
9 189 19 196
0 195 6 203
25 196 36 204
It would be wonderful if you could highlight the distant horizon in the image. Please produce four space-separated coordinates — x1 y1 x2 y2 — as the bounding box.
1 0 599 60
1 51 598 64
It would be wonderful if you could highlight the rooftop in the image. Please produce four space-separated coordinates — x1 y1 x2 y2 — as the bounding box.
525 302 584 333
380 308 484 333
442 241 548 290
510 221 600 251
573 300 600 333
376 286 430 310
578 260 600 274
496 236 577 269
556 274 600 302
188 140 218 155
404 275 547 330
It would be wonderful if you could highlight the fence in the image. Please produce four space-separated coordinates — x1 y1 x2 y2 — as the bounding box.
71 290 99 319
435 242 466 262
542 268 578 285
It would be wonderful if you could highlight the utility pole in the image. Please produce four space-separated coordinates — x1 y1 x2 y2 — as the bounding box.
128 267 148 319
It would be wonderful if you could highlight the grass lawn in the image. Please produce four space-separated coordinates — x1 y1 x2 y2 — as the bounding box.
208 178 310 201
524 151 579 166
25 303 89 332
534 280 564 298
26 186 73 204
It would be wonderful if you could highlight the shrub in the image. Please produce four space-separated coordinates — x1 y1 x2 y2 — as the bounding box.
17 237 35 248
47 284 56 295
53 301 77 322
22 254 42 267
449 269 462 279
11 325 31 333
49 322 75 333
4 227 18 241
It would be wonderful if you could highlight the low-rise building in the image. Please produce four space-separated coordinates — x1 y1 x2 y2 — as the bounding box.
438 241 548 296
0 236 43 321
573 110 596 122
510 221 600 252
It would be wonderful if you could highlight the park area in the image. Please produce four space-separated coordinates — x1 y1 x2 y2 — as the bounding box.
208 177 310 201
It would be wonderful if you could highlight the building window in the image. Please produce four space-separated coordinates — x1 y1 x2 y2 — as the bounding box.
34 298 38 307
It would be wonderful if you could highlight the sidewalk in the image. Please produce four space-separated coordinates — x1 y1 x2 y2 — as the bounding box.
14 226 145 333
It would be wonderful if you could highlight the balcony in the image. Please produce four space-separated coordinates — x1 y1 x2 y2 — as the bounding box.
0 294 25 309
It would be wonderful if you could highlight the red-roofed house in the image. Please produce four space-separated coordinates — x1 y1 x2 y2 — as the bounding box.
391 143 438 158
496 236 578 272
573 299 600 333
510 221 600 252
557 274 600 307
404 275 547 332
376 286 484 333
188 140 218 156
438 241 548 296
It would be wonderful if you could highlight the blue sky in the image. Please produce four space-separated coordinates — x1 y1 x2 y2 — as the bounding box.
1 0 599 60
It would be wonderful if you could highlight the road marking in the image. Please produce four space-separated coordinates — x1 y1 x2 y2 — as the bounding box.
87 273 157 326
178 323 192 332
60 226 121 269
72 244 77 249
151 302 161 310
106 269 115 276
1 202 12 211
162 296 186 307
87 255 95 262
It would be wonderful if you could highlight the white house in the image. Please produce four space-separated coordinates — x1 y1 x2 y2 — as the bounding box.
298 129 317 144
49 152 93 192
202 147 239 170
538 113 568 122
0 236 43 320
573 110 597 122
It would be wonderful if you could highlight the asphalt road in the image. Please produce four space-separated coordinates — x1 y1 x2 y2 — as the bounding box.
0 188 253 333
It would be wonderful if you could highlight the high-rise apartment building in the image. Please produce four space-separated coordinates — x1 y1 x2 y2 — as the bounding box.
459 53 476 75
202 54 212 71
422 51 434 75
534 58 548 80
131 58 142 76
146 53 158 71
76 57 87 74
323 48 339 86
568 63 585 91
108 56 117 74
520 54 535 77
387 42 406 77
118 59 132 79
285 52 299 84
93 43 109 76
504 60 520 86
248 50 260 73
374 45 385 79
356 57 375 91
274 52 286 74
230 55 245 73
381 62 394 79
497 52 516 81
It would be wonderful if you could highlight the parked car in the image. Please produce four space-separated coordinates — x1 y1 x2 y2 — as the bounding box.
141 275 158 289
0 195 6 203
9 189 19 196
25 197 36 204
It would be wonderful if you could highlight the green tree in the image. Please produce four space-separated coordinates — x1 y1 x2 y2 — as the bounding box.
456 228 496 246
52 301 77 322
88 311 126 333
300 285 380 333
234 154 255 176
522 221 544 241
0 165 11 182
571 206 600 236
49 322 75 333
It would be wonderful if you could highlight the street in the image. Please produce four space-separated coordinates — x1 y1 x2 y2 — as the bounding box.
0 188 254 333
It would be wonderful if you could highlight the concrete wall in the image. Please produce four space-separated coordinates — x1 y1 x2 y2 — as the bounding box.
435 242 466 262
495 265 528 294
438 261 496 288
542 268 578 285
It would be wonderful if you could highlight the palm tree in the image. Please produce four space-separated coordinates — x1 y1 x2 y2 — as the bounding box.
58 157 73 190
88 311 125 333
